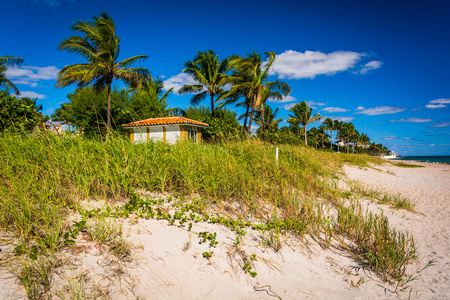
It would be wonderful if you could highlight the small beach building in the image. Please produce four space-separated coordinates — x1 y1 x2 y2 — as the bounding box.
121 117 209 145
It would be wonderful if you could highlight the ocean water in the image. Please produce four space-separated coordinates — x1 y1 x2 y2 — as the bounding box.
393 156 450 164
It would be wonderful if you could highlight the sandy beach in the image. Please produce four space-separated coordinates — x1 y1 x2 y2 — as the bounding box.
1 162 449 299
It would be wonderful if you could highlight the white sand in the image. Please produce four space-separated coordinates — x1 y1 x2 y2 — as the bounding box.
1 162 449 299
343 162 450 299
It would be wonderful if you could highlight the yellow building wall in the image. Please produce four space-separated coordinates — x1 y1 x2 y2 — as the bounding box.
197 130 201 144
128 126 202 144
179 125 188 142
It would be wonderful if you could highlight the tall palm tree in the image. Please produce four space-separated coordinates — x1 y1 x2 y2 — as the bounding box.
56 12 149 132
323 118 334 150
333 120 343 152
341 122 355 153
254 103 283 139
318 124 329 149
179 49 228 117
0 56 24 95
226 51 291 135
351 128 359 154
287 101 323 145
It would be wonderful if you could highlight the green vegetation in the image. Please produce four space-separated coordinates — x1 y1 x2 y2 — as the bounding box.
287 101 322 145
0 92 48 132
391 161 424 168
179 49 229 117
56 12 149 131
0 56 23 95
0 132 417 296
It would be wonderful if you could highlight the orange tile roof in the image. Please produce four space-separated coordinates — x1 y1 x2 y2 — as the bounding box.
122 117 209 128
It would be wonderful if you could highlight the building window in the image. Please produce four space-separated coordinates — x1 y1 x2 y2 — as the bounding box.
188 127 197 143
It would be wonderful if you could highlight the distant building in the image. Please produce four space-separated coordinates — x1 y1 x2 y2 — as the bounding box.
121 117 209 145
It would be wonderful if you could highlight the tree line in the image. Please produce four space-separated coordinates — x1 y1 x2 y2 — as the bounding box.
0 12 390 155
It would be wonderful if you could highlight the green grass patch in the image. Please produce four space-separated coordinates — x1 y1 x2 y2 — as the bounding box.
391 162 424 168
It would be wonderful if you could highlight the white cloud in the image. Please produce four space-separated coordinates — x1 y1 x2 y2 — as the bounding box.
390 118 432 123
12 80 38 87
271 50 365 79
429 98 450 104
404 137 411 140
305 101 326 109
411 107 423 111
163 73 200 93
283 103 296 110
269 95 296 103
283 100 325 110
426 104 446 109
327 116 355 122
429 122 450 128
425 98 449 109
358 60 383 74
5 65 59 82
355 106 406 115
382 136 399 140
321 107 349 113
19 91 47 99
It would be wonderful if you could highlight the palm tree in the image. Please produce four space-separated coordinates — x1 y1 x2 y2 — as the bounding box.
333 120 343 152
129 75 180 119
307 127 320 149
318 124 329 149
0 56 24 95
287 101 323 145
179 50 228 117
254 103 283 139
341 122 355 153
351 128 359 154
359 133 370 149
323 118 334 150
226 51 291 135
56 12 149 132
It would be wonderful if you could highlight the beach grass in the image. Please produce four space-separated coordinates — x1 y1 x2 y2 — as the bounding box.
391 161 424 168
0 132 417 295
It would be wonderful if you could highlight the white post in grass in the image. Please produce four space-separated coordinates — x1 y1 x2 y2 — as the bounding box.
276 147 279 164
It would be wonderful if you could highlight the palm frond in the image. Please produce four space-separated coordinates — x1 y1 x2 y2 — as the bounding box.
117 55 148 68
190 91 208 105
178 84 203 95
0 56 24 67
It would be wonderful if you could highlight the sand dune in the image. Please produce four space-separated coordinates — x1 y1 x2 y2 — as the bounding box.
1 162 449 299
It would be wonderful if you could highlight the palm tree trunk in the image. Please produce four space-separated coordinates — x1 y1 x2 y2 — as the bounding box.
347 135 350 154
337 130 340 152
304 126 308 145
330 129 333 150
107 82 112 133
243 104 249 134
261 107 266 143
247 107 256 135
210 94 215 117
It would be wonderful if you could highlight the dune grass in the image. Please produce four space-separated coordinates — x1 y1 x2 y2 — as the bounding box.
391 161 424 168
0 132 417 296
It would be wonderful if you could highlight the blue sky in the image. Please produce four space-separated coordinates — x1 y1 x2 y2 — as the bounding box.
2 0 449 155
